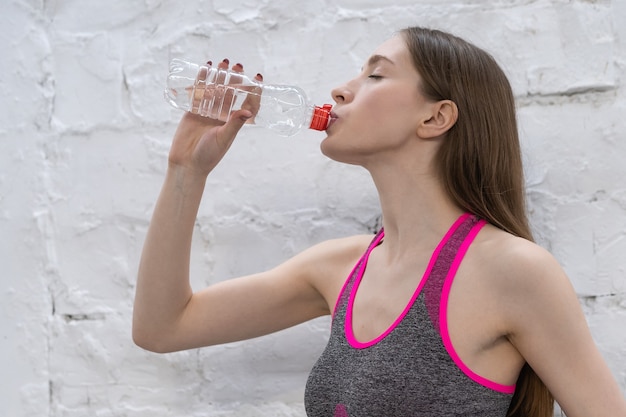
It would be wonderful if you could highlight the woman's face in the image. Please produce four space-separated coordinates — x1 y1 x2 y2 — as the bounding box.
321 35 433 165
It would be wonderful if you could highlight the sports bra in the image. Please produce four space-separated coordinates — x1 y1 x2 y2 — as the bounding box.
304 213 515 416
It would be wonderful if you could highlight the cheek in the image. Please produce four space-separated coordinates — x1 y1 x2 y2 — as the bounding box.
360 100 419 144
363 89 420 130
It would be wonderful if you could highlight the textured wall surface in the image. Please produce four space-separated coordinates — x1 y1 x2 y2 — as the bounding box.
1 0 625 416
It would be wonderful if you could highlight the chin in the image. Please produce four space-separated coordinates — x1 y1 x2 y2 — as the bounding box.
320 136 343 160
320 137 363 166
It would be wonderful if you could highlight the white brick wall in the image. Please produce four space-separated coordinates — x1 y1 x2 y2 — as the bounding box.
1 1 624 415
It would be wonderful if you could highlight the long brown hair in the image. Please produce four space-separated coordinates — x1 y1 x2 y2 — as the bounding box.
400 26 554 417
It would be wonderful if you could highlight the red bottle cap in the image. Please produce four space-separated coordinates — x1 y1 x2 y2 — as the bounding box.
309 104 333 131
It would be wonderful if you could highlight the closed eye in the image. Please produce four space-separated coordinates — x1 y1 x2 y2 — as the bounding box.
368 74 383 80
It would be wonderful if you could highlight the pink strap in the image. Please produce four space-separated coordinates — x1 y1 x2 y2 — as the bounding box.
346 214 471 349
439 219 516 394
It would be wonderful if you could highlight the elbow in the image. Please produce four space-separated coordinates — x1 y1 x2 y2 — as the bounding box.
132 327 158 353
132 322 173 354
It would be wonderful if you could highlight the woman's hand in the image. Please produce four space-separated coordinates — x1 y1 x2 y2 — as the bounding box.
168 59 262 177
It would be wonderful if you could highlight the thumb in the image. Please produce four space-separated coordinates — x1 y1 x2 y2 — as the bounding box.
220 109 253 139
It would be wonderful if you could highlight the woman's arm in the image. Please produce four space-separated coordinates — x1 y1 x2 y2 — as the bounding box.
132 155 360 353
132 165 331 352
132 64 368 353
132 92 334 351
503 242 626 417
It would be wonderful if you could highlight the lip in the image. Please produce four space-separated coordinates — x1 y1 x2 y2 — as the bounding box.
326 111 339 130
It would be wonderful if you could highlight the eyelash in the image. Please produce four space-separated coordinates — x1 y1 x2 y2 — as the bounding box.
368 74 383 80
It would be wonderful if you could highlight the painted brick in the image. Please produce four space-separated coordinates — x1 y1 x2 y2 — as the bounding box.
1 1 625 416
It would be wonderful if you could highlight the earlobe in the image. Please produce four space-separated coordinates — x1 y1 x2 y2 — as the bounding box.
417 100 458 139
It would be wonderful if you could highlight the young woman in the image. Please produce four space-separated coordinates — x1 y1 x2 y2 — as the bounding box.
133 27 626 417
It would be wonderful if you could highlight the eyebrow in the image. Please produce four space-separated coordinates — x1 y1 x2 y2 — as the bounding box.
366 54 395 67
361 54 395 72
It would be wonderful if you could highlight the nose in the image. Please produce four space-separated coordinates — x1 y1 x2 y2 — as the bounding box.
331 82 353 104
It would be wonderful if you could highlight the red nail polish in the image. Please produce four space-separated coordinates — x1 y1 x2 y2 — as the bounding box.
222 58 230 65
206 60 213 66
256 73 264 81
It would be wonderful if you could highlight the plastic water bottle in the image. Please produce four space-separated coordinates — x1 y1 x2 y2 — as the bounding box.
164 58 333 137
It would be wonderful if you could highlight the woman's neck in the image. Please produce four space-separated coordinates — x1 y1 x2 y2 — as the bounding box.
366 157 464 266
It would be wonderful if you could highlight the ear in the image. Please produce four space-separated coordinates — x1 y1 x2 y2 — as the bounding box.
416 100 458 139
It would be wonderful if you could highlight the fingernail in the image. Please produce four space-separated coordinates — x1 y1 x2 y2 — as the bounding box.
233 63 243 71
222 58 230 65
256 73 264 81
206 60 213 66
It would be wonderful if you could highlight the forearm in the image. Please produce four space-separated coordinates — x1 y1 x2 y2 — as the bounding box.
133 166 207 350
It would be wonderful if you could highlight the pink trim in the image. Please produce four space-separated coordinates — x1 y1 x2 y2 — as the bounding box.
439 220 516 394
346 213 471 349
332 255 369 318
331 232 385 317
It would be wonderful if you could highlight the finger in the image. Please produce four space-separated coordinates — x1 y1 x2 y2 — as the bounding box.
228 63 244 88
193 61 214 115
192 65 210 113
226 64 244 116
240 72 262 116
205 59 229 119
219 108 253 140
212 108 252 154
232 63 243 73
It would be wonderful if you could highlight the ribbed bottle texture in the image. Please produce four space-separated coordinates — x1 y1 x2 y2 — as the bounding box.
164 59 331 137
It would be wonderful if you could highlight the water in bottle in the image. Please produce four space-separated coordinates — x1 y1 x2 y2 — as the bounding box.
164 58 332 137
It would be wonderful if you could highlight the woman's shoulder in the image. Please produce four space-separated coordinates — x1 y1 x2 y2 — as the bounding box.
274 232 377 285
293 233 378 269
476 223 550 259
473 223 568 295
278 233 377 310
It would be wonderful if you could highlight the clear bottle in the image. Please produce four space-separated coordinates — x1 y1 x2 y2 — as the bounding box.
164 58 332 137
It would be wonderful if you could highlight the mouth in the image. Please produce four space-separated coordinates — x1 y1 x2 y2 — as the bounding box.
326 112 339 130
